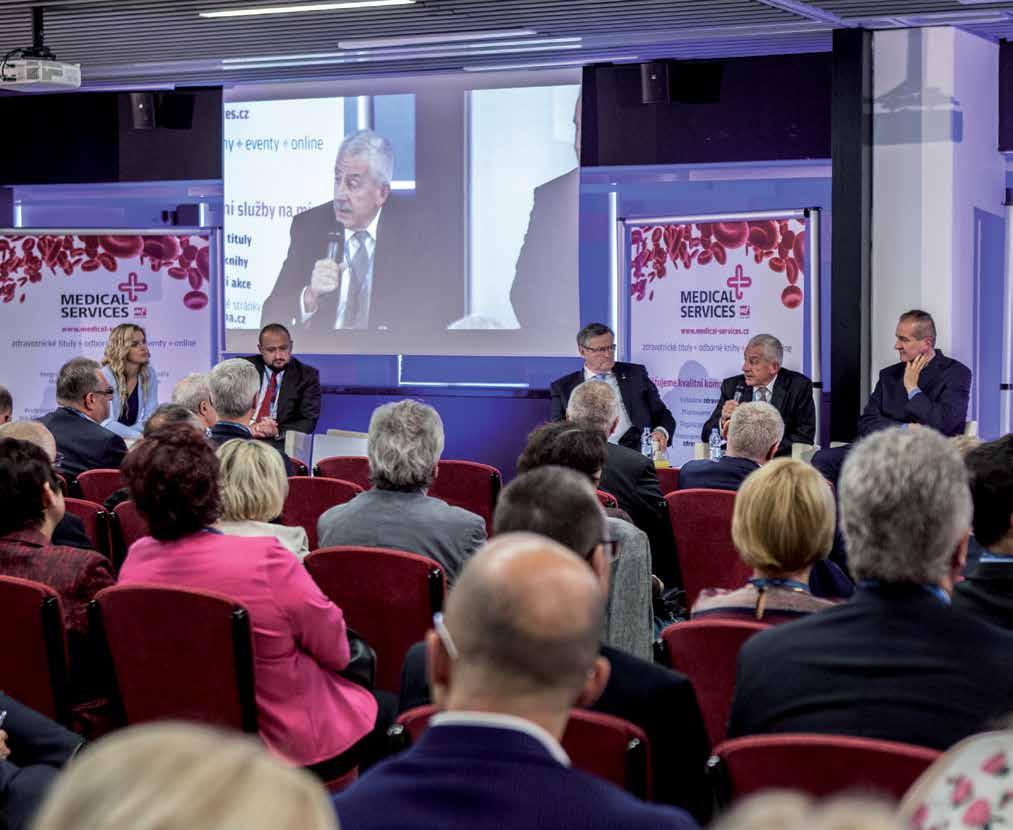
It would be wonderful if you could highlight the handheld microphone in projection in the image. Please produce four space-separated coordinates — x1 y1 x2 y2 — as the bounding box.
733 385 745 404
325 231 343 264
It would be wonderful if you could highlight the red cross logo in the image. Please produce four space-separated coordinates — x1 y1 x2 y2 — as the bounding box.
726 265 752 300
118 272 149 302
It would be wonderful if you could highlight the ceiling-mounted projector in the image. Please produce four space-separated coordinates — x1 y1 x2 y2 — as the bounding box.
0 58 81 91
0 6 81 92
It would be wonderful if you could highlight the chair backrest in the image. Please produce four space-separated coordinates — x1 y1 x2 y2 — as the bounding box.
665 488 749 607
710 733 941 805
313 456 371 490
92 583 257 732
596 489 619 508
76 468 125 504
63 497 110 557
280 476 363 550
0 576 71 724
289 457 309 477
662 618 769 746
655 466 680 495
305 547 445 693
428 460 502 536
111 500 150 572
393 705 652 798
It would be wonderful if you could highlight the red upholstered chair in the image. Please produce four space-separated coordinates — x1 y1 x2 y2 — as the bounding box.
110 500 150 572
76 469 125 504
289 458 309 477
596 489 619 508
0 576 72 725
665 488 750 608
63 497 110 558
661 618 769 746
429 460 502 536
305 547 445 693
91 584 258 733
314 456 371 490
392 705 652 799
709 733 941 805
280 476 362 550
655 466 680 495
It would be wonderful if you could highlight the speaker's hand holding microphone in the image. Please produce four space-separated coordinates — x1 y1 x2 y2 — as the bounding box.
302 232 345 314
720 385 746 438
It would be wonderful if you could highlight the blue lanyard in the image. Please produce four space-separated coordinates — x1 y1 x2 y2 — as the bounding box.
749 577 810 594
859 579 951 606
979 552 1013 564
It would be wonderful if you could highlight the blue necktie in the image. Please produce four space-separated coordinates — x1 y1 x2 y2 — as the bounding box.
595 373 608 381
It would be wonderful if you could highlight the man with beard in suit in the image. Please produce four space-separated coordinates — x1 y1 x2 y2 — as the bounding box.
260 129 452 342
701 333 815 457
550 323 675 452
244 323 320 453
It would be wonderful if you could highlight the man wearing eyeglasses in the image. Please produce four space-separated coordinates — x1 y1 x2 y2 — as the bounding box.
260 129 455 343
550 322 675 452
38 357 127 481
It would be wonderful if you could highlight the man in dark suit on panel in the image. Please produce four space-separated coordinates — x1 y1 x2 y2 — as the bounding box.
259 129 457 347
812 310 972 485
396 467 713 822
243 323 320 453
336 532 698 830
701 333 815 457
38 357 127 482
679 402 783 491
728 428 1013 751
953 436 1013 631
551 323 675 452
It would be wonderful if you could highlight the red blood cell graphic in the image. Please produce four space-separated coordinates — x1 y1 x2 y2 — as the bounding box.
747 221 778 250
785 257 799 284
651 227 663 245
712 222 748 249
711 241 727 265
768 257 785 273
81 259 100 272
793 230 805 271
97 252 117 271
187 267 203 290
782 285 803 308
183 290 208 310
631 229 643 245
196 246 210 279
167 267 188 279
697 249 713 265
99 236 144 259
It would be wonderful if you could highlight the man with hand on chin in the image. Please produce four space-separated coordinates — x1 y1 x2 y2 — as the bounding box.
857 309 971 437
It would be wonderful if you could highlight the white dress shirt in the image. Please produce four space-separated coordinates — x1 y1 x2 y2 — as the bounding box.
751 373 778 404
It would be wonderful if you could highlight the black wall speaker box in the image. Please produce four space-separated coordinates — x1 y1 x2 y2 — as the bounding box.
639 62 670 104
129 92 155 129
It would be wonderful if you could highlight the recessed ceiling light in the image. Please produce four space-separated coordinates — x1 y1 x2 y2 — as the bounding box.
337 29 537 48
199 0 414 19
464 55 637 72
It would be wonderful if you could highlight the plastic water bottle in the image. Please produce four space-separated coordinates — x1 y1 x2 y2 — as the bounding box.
709 428 723 461
641 427 654 459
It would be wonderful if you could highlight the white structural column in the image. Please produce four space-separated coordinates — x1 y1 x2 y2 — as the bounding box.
871 27 1003 379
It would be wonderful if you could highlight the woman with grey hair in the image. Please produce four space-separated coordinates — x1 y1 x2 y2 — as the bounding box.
317 400 486 583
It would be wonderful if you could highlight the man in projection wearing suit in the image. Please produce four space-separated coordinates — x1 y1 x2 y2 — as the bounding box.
550 323 675 452
700 333 816 458
260 129 452 343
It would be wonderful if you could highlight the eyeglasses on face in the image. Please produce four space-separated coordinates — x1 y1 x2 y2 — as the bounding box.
581 344 616 354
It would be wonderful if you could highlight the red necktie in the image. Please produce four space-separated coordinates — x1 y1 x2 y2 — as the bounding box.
255 371 277 422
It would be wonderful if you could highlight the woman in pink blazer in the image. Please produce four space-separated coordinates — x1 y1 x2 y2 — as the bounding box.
117 424 379 771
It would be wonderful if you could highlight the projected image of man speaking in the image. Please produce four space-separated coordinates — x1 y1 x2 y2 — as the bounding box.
260 129 418 334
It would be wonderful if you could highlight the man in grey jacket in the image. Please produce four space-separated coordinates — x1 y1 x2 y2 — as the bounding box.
317 400 486 584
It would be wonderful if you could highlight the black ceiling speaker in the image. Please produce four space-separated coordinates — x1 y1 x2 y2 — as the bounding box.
638 60 725 104
639 61 670 104
129 92 155 129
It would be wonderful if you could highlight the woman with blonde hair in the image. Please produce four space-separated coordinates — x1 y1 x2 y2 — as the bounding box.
692 458 838 622
32 722 338 830
100 323 159 440
217 438 309 558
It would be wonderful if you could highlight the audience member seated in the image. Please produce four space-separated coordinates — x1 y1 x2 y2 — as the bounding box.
171 372 218 431
117 425 383 771
317 400 486 584
143 403 204 437
727 428 1013 750
217 438 309 559
516 424 654 659
953 436 1013 630
566 379 677 585
0 437 115 691
900 727 1013 830
0 692 84 830
333 533 699 830
0 384 11 423
693 458 837 622
99 323 159 441
678 402 783 491
32 722 337 830
0 420 92 551
39 357 127 481
207 358 293 474
712 792 899 830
